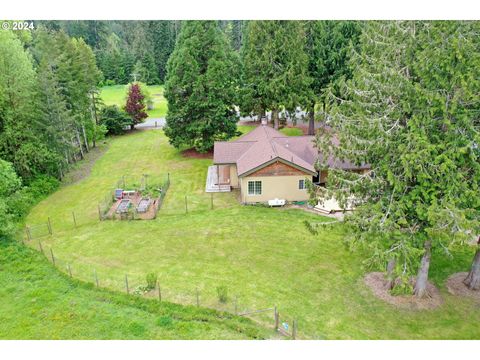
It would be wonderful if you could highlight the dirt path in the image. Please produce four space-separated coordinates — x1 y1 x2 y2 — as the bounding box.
62 142 110 185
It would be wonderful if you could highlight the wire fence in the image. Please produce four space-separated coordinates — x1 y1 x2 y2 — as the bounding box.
24 173 243 241
21 173 299 337
28 238 299 339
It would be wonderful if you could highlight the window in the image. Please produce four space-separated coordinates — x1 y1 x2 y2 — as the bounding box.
247 181 262 195
299 179 306 190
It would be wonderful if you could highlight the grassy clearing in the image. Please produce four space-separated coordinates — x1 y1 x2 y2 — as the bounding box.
279 127 304 136
25 130 480 339
100 85 168 118
0 240 269 339
238 125 305 137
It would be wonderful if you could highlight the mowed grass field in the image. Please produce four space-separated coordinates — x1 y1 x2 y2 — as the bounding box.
100 85 168 118
25 130 480 339
0 240 268 339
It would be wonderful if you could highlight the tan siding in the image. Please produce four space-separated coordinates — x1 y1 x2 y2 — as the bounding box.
230 164 239 187
240 175 310 203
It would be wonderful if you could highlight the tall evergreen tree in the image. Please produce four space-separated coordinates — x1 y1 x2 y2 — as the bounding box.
149 21 178 83
304 21 361 135
36 57 75 177
164 21 240 152
311 21 480 297
240 21 310 129
0 30 58 180
32 28 102 164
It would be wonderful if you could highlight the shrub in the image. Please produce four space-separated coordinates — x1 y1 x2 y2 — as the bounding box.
6 175 59 220
95 124 108 142
99 105 132 135
6 190 34 219
133 285 149 295
146 272 158 290
216 285 228 303
0 160 22 197
156 316 173 328
27 175 60 198
0 200 15 237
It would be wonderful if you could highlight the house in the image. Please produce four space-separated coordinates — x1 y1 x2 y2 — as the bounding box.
206 124 369 204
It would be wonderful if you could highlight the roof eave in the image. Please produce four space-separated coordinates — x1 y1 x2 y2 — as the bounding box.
238 157 317 178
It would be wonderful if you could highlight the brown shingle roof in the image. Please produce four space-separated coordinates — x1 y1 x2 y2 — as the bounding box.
213 125 368 177
213 141 255 164
214 126 316 176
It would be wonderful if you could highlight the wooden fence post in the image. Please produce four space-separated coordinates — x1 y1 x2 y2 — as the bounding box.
196 288 200 307
47 217 52 235
292 320 297 340
38 241 44 255
72 211 77 227
125 274 129 294
94 269 99 287
185 195 188 214
274 306 279 331
25 226 32 241
50 248 56 266
167 173 170 184
157 280 162 302
67 264 72 277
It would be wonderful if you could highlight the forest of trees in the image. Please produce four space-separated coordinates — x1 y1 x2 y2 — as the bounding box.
35 20 246 85
164 20 361 150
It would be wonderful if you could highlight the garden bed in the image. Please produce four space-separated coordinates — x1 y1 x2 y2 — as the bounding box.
105 191 160 220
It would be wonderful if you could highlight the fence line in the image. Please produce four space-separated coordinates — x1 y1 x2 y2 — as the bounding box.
23 174 239 241
22 173 298 336
36 242 298 339
238 307 274 316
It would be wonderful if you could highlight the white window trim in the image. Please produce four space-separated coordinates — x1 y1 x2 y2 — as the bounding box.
247 180 262 196
299 179 306 190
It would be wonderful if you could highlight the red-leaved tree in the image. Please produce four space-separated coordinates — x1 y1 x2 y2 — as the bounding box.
124 83 148 129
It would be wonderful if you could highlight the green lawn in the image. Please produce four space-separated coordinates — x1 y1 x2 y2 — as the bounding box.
279 127 304 136
238 125 304 138
0 240 268 339
100 85 168 118
25 130 480 339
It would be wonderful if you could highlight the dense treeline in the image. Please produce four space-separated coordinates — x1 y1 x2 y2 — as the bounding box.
35 20 246 85
0 29 102 181
0 27 104 238
164 20 361 150
36 20 180 85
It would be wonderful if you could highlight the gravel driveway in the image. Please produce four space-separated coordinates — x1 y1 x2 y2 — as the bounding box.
135 117 166 129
